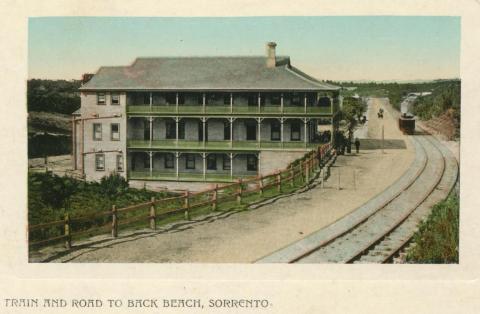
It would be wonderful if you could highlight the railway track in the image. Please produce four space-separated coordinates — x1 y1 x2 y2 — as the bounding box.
257 133 458 264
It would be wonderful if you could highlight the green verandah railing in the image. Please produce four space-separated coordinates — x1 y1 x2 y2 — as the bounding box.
28 143 333 251
127 105 332 115
127 139 320 151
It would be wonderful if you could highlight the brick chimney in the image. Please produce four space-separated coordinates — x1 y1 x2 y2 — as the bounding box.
266 42 277 68
82 73 94 84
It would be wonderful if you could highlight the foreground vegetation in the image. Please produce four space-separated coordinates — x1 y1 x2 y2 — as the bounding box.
28 172 171 242
406 194 459 263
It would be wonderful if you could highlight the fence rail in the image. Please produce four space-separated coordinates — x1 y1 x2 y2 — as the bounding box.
28 143 333 250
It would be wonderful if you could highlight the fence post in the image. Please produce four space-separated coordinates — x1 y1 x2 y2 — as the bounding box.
258 176 264 197
64 213 71 249
290 167 295 187
276 171 282 193
212 184 218 211
184 190 190 220
150 197 156 230
337 169 341 190
111 204 118 238
237 179 242 204
305 161 310 183
299 163 304 183
321 168 325 189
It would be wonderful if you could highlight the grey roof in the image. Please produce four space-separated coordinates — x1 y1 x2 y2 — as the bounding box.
80 56 339 91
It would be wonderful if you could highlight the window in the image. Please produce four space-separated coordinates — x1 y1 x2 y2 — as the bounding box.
178 120 185 140
95 154 105 171
291 121 301 141
248 95 257 106
271 95 281 105
97 93 106 105
186 154 195 169
197 94 204 105
111 93 120 105
245 121 256 141
271 120 281 141
144 154 150 169
223 94 231 105
166 120 176 139
143 93 150 105
223 155 231 170
198 121 203 141
164 154 174 169
111 123 120 141
93 123 102 141
144 120 151 140
247 155 257 171
291 93 301 106
116 154 124 172
224 121 231 140
166 93 176 105
177 93 185 105
207 154 217 170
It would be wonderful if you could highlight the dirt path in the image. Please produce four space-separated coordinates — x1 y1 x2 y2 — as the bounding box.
47 98 415 263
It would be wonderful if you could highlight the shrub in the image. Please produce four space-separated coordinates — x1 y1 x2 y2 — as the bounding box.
406 195 459 263
99 173 129 199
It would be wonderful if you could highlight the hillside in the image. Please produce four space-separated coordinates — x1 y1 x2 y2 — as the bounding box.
27 79 80 158
336 79 461 139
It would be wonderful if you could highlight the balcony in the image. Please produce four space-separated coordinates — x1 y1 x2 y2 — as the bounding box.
126 105 332 116
127 139 319 152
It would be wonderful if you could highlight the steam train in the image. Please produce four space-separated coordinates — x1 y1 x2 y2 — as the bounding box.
399 113 415 135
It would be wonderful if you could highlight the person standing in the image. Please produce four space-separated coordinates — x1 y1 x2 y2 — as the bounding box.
355 138 360 154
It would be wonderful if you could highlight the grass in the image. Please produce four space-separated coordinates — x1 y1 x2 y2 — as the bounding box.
406 194 459 263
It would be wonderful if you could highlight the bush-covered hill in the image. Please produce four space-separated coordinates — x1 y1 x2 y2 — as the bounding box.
28 79 81 114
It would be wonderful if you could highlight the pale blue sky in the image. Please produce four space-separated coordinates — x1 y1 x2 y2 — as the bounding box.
28 16 460 82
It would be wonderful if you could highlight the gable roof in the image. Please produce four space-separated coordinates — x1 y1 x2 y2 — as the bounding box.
80 56 339 91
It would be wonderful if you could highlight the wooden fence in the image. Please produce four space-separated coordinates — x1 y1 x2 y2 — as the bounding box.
29 143 333 250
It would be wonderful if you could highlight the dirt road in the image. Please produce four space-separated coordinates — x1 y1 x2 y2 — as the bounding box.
47 98 415 263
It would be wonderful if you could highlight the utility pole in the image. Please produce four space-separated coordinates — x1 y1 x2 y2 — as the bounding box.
381 124 384 154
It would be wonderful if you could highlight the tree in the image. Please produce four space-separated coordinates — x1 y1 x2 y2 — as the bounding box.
340 97 367 142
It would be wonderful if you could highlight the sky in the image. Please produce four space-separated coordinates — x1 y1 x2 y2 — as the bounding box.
28 16 460 82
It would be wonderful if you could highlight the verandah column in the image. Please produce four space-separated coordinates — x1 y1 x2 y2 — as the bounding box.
229 153 233 180
202 117 207 148
175 92 179 113
304 118 309 148
149 116 153 148
202 93 206 114
175 152 179 181
149 151 153 177
149 92 152 110
202 153 206 181
257 118 263 148
280 117 284 149
304 93 307 114
230 93 233 113
175 117 179 147
229 118 234 148
280 93 284 114
257 92 261 113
